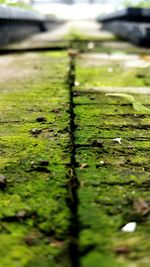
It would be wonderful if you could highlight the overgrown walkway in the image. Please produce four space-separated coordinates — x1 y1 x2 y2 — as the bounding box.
0 21 150 267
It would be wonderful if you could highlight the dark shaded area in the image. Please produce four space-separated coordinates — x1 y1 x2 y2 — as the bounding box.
67 50 80 267
98 7 150 46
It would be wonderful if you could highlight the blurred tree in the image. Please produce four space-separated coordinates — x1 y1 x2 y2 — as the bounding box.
123 0 150 7
136 0 150 7
0 0 34 9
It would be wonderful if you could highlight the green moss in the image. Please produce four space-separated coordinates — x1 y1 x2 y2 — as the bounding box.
0 52 70 267
81 251 125 267
75 58 150 266
76 60 150 88
1 30 150 267
65 28 116 42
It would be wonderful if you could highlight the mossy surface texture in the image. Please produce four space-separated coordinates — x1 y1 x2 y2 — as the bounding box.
74 44 150 267
74 92 150 267
0 52 70 267
0 30 150 267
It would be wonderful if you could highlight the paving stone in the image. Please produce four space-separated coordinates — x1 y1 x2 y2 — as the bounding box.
0 51 70 267
1 20 150 267
75 50 150 267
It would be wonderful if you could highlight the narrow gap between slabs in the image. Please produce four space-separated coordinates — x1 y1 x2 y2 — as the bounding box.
67 48 80 267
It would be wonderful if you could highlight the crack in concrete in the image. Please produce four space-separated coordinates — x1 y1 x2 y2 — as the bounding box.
67 49 80 267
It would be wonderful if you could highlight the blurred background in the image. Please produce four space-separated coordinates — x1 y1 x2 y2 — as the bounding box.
1 0 150 20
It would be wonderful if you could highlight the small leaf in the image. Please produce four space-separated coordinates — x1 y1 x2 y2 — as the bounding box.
106 93 135 103
132 101 150 112
106 93 150 113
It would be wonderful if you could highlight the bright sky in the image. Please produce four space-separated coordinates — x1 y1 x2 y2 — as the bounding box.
33 0 142 19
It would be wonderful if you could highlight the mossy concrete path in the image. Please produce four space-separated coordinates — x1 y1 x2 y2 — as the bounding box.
0 20 150 267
